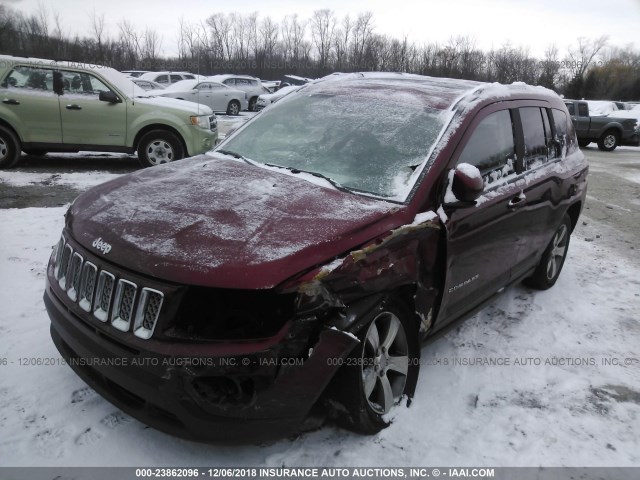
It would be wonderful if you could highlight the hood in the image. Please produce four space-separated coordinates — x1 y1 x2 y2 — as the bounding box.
132 95 214 116
67 157 406 289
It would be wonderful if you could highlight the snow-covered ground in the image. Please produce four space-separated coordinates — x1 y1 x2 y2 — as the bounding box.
0 170 639 467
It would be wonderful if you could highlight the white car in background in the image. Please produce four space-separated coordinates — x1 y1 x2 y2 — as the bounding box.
209 74 269 111
138 71 205 86
256 85 303 110
122 70 150 78
260 80 280 93
132 79 165 91
156 79 248 115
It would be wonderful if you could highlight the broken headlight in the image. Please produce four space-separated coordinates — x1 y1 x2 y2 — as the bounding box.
165 287 296 341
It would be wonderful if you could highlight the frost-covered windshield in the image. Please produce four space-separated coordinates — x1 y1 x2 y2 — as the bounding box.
219 91 450 200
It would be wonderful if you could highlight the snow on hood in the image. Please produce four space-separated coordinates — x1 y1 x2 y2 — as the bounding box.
67 157 402 289
132 95 213 116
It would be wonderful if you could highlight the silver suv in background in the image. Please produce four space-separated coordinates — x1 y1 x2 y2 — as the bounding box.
209 75 269 111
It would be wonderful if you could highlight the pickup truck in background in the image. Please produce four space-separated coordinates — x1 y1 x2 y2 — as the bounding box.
564 100 640 151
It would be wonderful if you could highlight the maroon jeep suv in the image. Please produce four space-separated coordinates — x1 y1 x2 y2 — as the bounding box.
44 72 588 442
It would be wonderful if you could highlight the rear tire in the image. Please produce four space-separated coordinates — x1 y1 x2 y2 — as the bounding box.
328 299 419 434
137 130 184 168
0 126 22 169
226 100 241 116
597 130 619 151
524 214 571 290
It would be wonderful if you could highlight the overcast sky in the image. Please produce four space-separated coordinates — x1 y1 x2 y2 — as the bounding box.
6 0 640 58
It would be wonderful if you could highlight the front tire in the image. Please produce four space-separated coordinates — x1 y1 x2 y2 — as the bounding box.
226 100 241 116
329 300 419 434
524 214 571 290
597 130 619 151
0 126 22 169
578 139 591 148
137 130 184 168
248 97 258 111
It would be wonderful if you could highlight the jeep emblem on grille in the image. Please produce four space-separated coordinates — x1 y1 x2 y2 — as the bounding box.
92 237 112 255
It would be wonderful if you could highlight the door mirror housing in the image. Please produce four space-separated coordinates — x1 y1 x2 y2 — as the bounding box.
99 91 122 103
449 163 484 204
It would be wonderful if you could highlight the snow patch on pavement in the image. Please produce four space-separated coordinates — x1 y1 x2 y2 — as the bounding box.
0 208 638 466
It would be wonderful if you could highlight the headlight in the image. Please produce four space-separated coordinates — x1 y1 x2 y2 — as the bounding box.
190 115 210 128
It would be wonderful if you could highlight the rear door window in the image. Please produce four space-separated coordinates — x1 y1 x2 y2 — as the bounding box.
519 107 549 168
578 103 588 117
2 66 52 92
457 109 516 188
170 75 183 83
155 75 169 84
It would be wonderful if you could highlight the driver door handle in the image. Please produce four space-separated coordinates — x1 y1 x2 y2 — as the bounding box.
508 193 527 210
2 98 20 105
66 104 82 110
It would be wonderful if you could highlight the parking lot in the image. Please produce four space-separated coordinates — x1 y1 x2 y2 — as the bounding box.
0 136 639 466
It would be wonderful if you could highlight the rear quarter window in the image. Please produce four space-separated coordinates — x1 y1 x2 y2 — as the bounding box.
552 108 578 155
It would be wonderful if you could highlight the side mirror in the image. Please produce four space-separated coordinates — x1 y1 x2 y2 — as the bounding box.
449 163 484 204
99 91 122 103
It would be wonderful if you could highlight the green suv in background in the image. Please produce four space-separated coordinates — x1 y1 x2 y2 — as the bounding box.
0 55 218 168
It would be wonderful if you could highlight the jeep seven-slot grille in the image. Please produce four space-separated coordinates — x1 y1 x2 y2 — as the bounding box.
51 236 164 340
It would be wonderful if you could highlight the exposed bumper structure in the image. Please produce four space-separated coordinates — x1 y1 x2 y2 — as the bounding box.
45 285 358 443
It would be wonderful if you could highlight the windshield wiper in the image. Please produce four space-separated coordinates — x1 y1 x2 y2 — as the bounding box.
265 163 354 194
215 149 259 166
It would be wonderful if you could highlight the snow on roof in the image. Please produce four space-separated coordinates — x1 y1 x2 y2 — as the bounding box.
609 109 640 122
283 74 313 81
209 74 259 81
306 72 558 112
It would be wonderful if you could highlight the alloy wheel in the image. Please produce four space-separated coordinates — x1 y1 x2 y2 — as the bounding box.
0 138 7 160
546 224 568 280
361 311 409 415
603 134 616 149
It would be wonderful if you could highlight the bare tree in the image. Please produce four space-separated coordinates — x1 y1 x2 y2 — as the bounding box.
567 36 608 78
333 15 352 71
351 11 373 68
207 13 234 62
141 27 161 63
310 9 336 69
89 10 105 60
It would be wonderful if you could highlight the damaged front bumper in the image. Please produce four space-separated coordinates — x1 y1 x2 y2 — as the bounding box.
45 284 359 444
